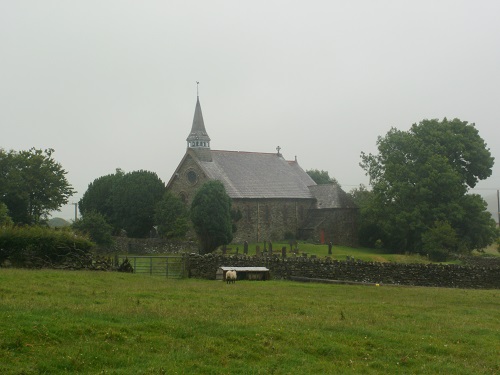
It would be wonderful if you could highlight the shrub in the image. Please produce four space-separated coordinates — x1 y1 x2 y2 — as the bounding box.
0 225 94 268
0 202 13 226
116 258 134 273
421 221 458 261
72 211 114 247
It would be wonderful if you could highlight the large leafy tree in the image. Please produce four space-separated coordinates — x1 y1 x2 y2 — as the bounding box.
79 169 124 221
191 181 233 254
306 169 340 186
360 118 497 256
0 148 74 225
154 191 189 239
79 169 165 238
348 185 385 248
111 170 165 238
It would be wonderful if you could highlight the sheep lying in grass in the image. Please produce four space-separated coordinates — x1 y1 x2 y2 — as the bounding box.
226 270 237 284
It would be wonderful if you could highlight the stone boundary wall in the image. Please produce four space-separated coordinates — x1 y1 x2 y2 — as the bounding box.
107 237 198 255
186 254 500 289
460 256 500 268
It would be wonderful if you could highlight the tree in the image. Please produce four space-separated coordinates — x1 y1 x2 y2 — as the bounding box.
360 118 496 256
154 191 189 239
306 169 340 186
454 194 498 253
0 202 13 226
72 211 114 247
79 169 165 238
79 169 124 221
190 181 233 254
421 221 458 261
112 170 165 237
349 185 385 248
0 148 75 225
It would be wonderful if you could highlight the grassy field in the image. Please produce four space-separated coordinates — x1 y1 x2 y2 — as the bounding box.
1 269 499 374
213 241 500 264
215 242 436 263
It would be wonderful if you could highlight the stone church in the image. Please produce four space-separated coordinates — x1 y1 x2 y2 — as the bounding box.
166 96 358 246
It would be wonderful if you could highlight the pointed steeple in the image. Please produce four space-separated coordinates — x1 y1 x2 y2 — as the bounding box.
186 96 211 149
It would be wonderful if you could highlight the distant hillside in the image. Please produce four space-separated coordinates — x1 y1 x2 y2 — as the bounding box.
48 217 71 228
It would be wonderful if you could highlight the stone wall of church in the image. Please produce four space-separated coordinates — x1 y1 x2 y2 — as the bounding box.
167 152 210 206
232 198 314 243
300 208 358 247
167 152 358 246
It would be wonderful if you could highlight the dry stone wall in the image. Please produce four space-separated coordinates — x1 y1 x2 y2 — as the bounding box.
186 253 500 289
111 237 198 255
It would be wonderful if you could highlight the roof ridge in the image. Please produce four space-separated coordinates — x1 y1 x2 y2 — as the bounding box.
211 149 283 156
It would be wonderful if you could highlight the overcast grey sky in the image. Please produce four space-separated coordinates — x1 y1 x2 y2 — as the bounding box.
1 0 499 221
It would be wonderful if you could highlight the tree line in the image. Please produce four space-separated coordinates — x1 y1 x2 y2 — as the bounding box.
76 171 232 254
351 118 498 260
1 117 498 259
0 148 233 255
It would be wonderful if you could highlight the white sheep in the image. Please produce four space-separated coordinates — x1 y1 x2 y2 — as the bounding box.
226 270 237 284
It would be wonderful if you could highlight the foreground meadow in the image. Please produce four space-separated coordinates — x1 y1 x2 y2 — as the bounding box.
0 270 498 374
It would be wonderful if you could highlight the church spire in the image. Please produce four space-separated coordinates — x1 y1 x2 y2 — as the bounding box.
186 93 211 149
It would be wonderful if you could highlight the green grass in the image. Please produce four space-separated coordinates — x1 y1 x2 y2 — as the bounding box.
216 242 433 263
1 269 499 374
216 241 500 264
475 243 500 257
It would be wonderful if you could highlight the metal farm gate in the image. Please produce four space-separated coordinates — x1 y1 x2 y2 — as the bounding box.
120 256 186 278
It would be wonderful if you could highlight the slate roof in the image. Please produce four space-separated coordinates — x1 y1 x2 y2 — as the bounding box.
197 150 317 199
219 267 269 272
186 97 211 143
308 184 357 209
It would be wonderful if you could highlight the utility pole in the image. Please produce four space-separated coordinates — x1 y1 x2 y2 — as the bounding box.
497 190 500 227
72 203 78 222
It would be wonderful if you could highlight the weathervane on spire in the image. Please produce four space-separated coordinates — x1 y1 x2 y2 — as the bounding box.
196 81 199 97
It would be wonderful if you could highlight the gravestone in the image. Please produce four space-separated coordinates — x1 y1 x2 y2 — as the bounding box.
244 240 249 255
269 241 273 254
281 247 287 258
